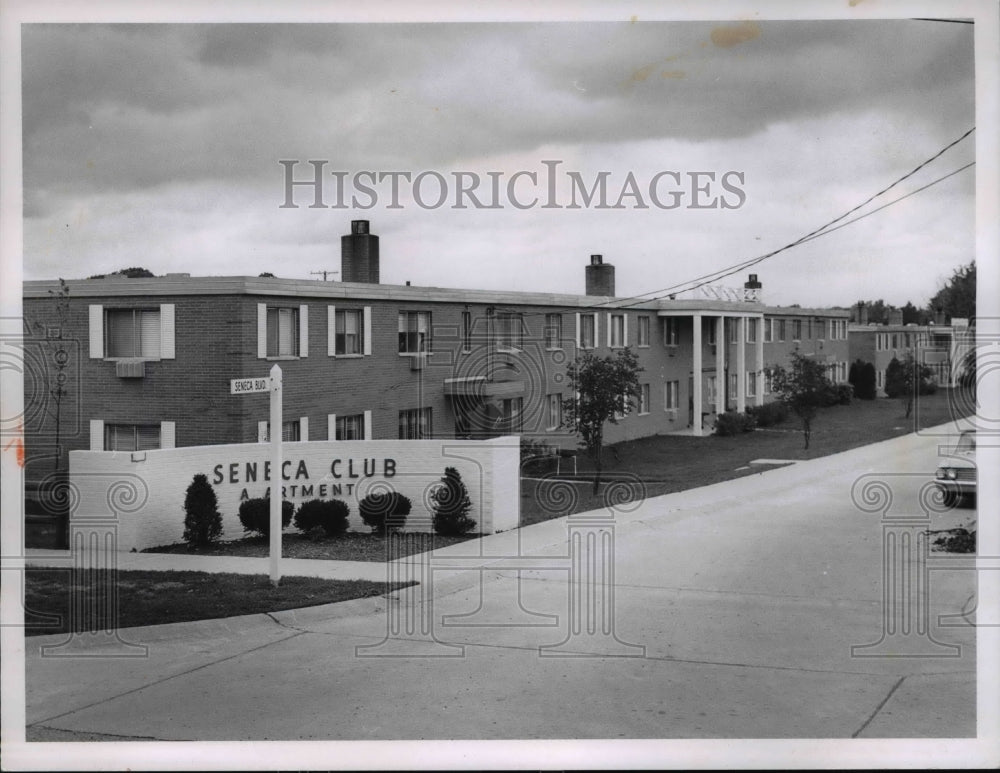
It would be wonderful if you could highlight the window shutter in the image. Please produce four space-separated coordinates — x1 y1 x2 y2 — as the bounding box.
90 420 104 451
159 304 175 359
89 306 103 359
160 421 175 449
299 416 309 441
363 307 372 355
258 420 268 443
363 410 372 440
328 414 337 440
299 305 309 357
334 306 337 358
257 304 267 359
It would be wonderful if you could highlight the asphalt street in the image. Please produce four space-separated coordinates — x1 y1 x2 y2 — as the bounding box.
22 426 979 742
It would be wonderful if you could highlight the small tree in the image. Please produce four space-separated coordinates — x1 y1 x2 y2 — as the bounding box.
884 353 934 418
294 499 350 536
182 473 223 548
769 352 833 450
562 347 643 494
238 496 293 538
432 467 477 536
25 279 72 470
849 359 877 400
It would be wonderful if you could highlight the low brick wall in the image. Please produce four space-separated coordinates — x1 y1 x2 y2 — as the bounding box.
69 436 520 552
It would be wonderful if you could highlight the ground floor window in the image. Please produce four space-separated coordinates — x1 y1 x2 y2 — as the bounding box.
638 383 650 415
747 371 757 398
262 420 300 442
547 393 562 430
664 380 679 410
729 373 739 402
501 397 523 433
336 413 365 440
104 423 160 452
399 407 432 439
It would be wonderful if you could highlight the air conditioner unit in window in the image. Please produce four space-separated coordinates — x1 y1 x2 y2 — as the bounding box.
410 354 427 371
116 359 146 378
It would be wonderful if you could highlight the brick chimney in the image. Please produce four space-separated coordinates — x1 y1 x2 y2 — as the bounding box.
585 254 615 296
743 273 762 302
341 220 380 283
888 308 903 326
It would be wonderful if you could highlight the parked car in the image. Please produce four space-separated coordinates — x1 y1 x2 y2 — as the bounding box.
935 429 976 508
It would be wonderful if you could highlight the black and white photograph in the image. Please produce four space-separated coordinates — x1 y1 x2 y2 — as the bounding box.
2 0 998 769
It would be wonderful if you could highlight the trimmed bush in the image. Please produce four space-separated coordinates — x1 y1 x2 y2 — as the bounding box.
182 473 223 547
747 400 788 427
359 490 412 535
432 467 477 536
714 410 756 436
238 497 293 538
293 498 350 536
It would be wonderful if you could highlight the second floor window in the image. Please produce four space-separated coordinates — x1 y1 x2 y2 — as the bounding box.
335 309 363 355
462 311 472 352
610 314 625 348
637 316 650 347
267 307 299 357
764 319 773 343
546 313 562 349
399 407 432 439
496 311 523 350
398 311 431 354
105 423 160 451
106 309 160 358
663 317 679 347
580 314 596 349
792 320 802 341
778 320 786 342
746 318 758 344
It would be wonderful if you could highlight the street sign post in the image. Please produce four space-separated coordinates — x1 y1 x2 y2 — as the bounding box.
231 366 283 585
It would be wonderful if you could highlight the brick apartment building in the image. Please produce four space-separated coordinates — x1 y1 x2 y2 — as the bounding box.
847 305 971 396
22 221 851 486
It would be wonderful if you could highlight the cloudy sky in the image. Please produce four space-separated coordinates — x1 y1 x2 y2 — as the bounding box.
20 16 976 308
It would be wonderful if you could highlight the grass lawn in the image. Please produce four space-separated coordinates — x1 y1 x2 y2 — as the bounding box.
521 389 972 526
22 569 414 636
144 531 478 561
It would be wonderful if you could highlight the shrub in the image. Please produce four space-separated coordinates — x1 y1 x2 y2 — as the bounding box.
714 410 756 436
432 467 477 536
359 490 412 535
182 473 223 548
294 499 350 536
238 497 293 538
747 400 788 427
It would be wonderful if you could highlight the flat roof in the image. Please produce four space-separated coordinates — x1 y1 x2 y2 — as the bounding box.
23 275 847 316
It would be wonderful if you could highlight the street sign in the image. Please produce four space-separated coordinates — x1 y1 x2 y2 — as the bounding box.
230 377 270 395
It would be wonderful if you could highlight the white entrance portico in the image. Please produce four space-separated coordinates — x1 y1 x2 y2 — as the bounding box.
658 308 765 437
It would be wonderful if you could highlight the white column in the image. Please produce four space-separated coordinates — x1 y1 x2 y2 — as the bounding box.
692 314 703 436
715 316 725 414
737 317 747 413
269 364 283 587
755 315 765 407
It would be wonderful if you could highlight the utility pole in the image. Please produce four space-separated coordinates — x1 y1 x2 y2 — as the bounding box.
310 269 340 281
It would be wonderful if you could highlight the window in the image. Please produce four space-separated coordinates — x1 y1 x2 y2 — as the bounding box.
398 311 431 354
495 311 523 350
545 314 562 350
399 407 432 439
262 420 301 442
105 309 161 358
707 320 717 346
334 309 363 355
746 318 758 344
547 393 562 430
747 371 757 398
462 311 472 352
663 318 679 347
664 380 679 410
877 370 885 390
336 414 365 440
807 319 812 339
104 423 160 451
638 383 650 414
610 314 625 348
267 307 299 357
778 320 786 342
729 320 739 344
637 316 650 347
501 397 523 433
764 319 773 343
830 320 847 340
729 373 738 401
580 313 596 349
764 369 773 394
792 320 802 341
707 376 717 405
